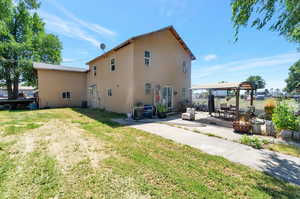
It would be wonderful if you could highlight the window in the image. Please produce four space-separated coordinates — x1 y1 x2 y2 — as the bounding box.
182 61 187 73
144 51 151 66
181 88 186 99
93 66 97 76
110 58 116 71
107 89 112 96
62 91 71 99
145 83 151 95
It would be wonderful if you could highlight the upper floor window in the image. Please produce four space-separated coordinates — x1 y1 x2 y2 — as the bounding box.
93 66 97 76
144 51 151 66
107 88 112 96
182 61 187 73
110 58 116 71
62 91 71 99
145 83 151 95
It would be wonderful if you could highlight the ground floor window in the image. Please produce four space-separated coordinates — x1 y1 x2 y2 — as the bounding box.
107 89 112 96
62 91 71 99
181 88 186 99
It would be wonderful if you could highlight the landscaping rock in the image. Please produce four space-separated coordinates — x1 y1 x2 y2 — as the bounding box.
281 130 300 140
281 130 293 139
292 131 300 140
265 121 276 137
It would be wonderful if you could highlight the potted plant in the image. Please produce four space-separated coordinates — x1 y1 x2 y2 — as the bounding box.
233 115 252 133
133 102 144 120
156 104 167 118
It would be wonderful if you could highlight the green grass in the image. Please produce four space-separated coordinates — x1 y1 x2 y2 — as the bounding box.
3 123 42 136
267 143 300 157
0 108 299 198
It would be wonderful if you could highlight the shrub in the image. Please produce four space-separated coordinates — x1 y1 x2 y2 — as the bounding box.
240 135 263 149
264 99 277 120
156 104 167 113
272 101 299 132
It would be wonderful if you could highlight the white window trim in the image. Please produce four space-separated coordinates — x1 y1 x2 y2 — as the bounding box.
110 57 116 72
144 50 151 67
92 65 97 76
62 91 71 99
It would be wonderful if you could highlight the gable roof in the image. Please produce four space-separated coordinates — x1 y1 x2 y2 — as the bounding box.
33 62 88 73
86 26 196 65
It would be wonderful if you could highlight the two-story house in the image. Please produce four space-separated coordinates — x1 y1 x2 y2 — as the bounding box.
34 26 196 113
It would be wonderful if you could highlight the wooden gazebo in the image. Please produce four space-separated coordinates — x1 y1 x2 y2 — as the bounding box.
191 82 255 119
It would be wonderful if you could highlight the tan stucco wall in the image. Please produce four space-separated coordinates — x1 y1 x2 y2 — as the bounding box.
37 69 87 108
132 29 191 109
86 29 192 113
87 43 134 113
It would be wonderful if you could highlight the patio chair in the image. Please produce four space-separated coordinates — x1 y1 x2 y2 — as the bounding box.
219 103 228 118
181 108 195 121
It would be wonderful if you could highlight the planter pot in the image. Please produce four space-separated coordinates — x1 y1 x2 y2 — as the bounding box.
251 120 265 135
252 124 262 134
233 121 252 133
157 112 167 119
133 107 144 120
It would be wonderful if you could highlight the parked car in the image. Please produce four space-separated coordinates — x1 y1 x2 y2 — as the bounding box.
255 95 265 100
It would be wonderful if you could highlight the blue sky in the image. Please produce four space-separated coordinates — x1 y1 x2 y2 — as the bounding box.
38 0 300 89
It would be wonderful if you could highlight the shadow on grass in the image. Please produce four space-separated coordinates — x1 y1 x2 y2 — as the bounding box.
259 151 300 186
70 108 300 198
72 107 181 128
71 108 125 128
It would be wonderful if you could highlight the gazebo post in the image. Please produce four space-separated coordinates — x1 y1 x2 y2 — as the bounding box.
250 89 254 106
235 88 240 120
208 89 212 116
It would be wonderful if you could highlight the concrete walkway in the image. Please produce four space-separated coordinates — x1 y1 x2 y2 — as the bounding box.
114 119 300 186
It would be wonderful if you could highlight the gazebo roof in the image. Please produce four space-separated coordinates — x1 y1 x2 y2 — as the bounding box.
191 82 254 90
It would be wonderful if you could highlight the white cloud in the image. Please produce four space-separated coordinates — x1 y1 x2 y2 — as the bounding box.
47 0 117 38
62 58 75 63
193 52 300 78
203 54 217 61
79 50 89 55
160 0 187 17
39 11 100 47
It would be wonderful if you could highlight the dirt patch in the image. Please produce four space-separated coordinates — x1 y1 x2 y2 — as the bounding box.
6 119 109 171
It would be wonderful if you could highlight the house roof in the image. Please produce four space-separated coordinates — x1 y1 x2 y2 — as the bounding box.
191 82 255 90
33 62 88 72
86 26 196 65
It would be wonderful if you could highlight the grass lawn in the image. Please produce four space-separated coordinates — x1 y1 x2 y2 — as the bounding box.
0 108 299 198
267 143 300 158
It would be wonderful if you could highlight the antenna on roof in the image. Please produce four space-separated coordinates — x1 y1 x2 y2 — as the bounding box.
99 43 106 53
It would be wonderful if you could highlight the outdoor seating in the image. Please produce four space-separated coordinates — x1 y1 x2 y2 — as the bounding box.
182 108 195 121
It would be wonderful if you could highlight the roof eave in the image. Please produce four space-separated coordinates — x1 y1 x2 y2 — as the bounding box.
86 26 196 64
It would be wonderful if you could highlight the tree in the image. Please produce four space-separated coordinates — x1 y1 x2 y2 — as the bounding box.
0 0 62 99
246 75 266 89
231 0 300 43
285 60 300 92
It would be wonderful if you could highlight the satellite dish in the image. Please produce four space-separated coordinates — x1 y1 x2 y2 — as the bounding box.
100 43 106 52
